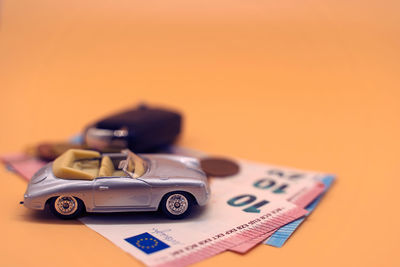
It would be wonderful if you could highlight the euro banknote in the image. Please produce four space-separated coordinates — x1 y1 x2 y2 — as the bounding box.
80 157 325 266
265 175 335 247
1 153 46 180
81 188 306 266
229 175 334 253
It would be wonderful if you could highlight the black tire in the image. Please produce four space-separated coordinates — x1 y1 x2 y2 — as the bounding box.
49 196 85 219
160 192 194 219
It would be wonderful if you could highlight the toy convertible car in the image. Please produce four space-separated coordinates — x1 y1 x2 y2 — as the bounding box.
22 149 210 219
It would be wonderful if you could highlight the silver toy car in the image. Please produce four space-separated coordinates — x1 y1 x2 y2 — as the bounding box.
22 149 210 219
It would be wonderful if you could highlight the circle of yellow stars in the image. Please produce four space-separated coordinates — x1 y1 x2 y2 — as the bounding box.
136 237 159 249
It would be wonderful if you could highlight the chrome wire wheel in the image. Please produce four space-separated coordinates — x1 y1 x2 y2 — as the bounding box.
54 196 78 216
165 194 189 216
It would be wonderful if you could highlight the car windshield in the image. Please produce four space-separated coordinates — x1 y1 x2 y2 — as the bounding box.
123 150 147 178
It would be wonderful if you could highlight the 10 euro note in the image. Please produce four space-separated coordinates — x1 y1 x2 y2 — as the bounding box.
80 175 307 266
80 157 326 266
229 176 335 253
223 161 333 253
265 175 335 247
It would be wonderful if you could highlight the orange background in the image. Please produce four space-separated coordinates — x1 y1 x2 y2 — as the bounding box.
1 1 399 266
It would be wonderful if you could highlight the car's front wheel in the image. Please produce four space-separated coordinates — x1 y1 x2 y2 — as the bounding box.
160 192 193 219
49 195 85 219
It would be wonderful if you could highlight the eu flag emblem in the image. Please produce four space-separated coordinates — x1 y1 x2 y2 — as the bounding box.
125 232 170 254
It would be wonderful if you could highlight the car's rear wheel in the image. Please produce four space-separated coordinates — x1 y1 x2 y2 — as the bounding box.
49 195 84 219
160 192 193 219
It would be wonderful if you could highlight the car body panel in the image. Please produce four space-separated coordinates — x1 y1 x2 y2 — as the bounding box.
93 177 152 208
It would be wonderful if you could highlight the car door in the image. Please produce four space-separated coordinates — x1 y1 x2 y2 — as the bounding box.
93 176 152 207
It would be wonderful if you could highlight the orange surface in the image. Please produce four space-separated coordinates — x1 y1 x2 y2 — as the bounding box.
1 1 399 267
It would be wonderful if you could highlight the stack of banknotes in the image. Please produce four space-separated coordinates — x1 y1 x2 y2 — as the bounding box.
1 147 334 267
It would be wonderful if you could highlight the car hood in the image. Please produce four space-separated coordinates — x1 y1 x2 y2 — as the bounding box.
141 154 206 182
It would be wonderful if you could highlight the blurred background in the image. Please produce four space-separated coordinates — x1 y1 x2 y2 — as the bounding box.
0 1 399 267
